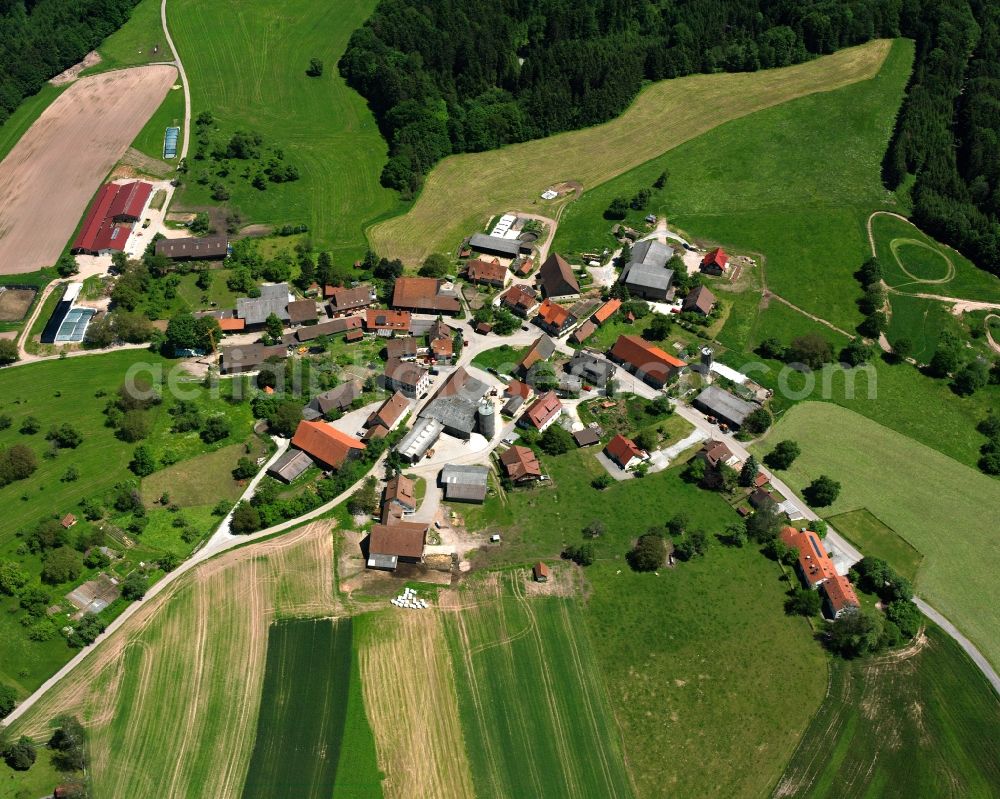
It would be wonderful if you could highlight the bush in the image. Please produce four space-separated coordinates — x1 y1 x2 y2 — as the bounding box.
785 588 821 616
68 614 106 648
0 684 16 719
46 423 83 449
201 416 231 443
0 339 18 365
741 407 772 436
41 547 84 585
673 529 708 560
122 571 147 601
591 473 613 490
306 57 324 76
538 424 573 455
49 715 87 772
232 457 257 480
2 736 36 770
0 561 28 595
627 532 666 572
18 416 39 435
562 543 595 566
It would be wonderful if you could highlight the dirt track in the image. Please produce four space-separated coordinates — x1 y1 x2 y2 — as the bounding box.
0 64 176 275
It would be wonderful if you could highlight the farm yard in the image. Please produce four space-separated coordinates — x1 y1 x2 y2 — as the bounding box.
753 402 1000 673
8 523 339 799
168 0 402 260
774 625 1000 798
442 572 635 799
0 64 176 275
369 39 892 266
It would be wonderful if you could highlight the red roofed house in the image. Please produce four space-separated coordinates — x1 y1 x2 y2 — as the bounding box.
591 299 621 326
392 277 461 315
604 434 648 471
499 445 542 482
365 390 409 436
701 248 729 276
519 390 562 432
780 527 860 618
466 257 508 288
823 574 861 619
365 308 411 336
609 334 685 388
571 320 596 344
535 298 575 335
72 181 152 255
291 420 365 470
500 284 539 317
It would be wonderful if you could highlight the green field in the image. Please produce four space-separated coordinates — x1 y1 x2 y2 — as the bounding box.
753 402 1000 672
884 292 964 363
370 40 893 265
168 0 403 260
470 345 529 375
86 0 169 74
242 618 383 799
556 39 913 334
443 572 635 799
827 508 923 582
872 213 1000 302
131 84 186 163
774 625 1000 798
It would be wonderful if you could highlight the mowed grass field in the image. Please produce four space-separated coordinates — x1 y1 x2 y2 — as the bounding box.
752 402 1000 672
442 571 635 799
10 522 338 799
774 625 1000 798
827 509 923 583
370 40 893 265
242 618 383 799
458 450 827 798
169 0 402 260
556 38 913 333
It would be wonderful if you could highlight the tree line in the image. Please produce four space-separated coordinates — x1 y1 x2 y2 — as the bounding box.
340 0 902 196
0 0 140 127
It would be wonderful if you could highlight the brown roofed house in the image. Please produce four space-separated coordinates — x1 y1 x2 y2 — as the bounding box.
383 474 417 514
573 427 600 447
219 343 286 374
520 390 562 431
699 439 736 469
295 316 362 342
367 521 428 570
155 234 228 260
365 308 411 336
518 334 556 373
466 257 507 287
326 284 374 316
287 299 318 326
500 445 542 482
430 337 454 362
366 390 409 433
291 421 365 470
385 336 418 361
682 285 716 316
392 277 461 315
61 514 77 529
609 334 685 388
533 562 550 582
571 320 596 344
384 357 431 398
538 252 580 298
500 284 539 317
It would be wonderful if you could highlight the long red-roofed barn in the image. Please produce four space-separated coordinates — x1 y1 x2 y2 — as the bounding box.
72 181 152 255
609 334 686 388
291 420 365 470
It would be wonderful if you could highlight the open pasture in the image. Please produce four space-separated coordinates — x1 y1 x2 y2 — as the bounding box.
441 571 635 799
753 401 1000 672
10 522 338 799
370 40 892 266
0 286 36 321
0 65 176 275
774 625 1000 798
168 0 401 261
827 508 923 583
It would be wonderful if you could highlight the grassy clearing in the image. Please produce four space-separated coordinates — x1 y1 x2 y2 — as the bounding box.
169 0 403 260
827 509 923 582
10 522 337 799
0 747 64 799
774 625 1000 798
442 572 635 799
470 345 528 375
0 84 66 163
86 0 168 74
873 213 1000 302
131 85 186 163
884 293 963 362
370 40 892 265
242 617 381 799
140 439 267 507
356 611 472 799
753 402 1000 672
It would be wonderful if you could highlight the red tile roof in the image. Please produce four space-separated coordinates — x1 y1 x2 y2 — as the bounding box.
500 445 542 480
218 317 246 332
291 421 365 469
701 248 729 271
392 277 461 313
780 526 837 589
365 308 411 332
523 390 562 429
466 258 507 284
369 522 427 558
610 334 685 383
824 574 860 614
505 379 531 400
605 434 644 467
107 181 151 220
500 284 538 312
591 299 621 325
537 298 572 329
430 337 453 358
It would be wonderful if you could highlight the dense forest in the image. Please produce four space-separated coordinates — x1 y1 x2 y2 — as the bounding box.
340 0 903 196
0 0 140 127
884 0 1000 276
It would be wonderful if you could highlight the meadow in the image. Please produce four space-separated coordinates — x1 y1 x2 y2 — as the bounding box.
459 450 827 798
442 571 635 799
85 0 169 74
827 508 923 583
774 625 1000 798
242 618 382 799
168 0 403 260
752 402 1000 672
369 40 893 266
9 522 338 798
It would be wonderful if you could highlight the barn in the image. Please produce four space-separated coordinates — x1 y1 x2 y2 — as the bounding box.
71 181 152 255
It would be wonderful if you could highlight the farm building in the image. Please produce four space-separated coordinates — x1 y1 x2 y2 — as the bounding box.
701 248 729 275
386 336 419 361
440 464 490 503
573 428 601 447
291 420 365 470
778 525 859 620
236 283 292 327
518 334 556 373
392 277 461 315
367 522 428 570
609 334 685 388
366 308 411 336
533 562 550 582
682 285 716 315
326 284 375 316
468 232 528 259
429 336 454 363
500 445 542 482
395 417 444 462
605 434 648 471
538 252 580 298
267 449 313 483
71 181 152 255
500 283 539 317
698 439 738 469
155 235 229 260
287 299 319 326
535 298 575 335
693 385 756 429
302 380 363 420
384 358 431 398
218 343 286 374
383 474 417 517
519 391 562 432
365 391 410 436
822 574 861 619
571 320 596 344
292 316 362 343
591 299 621 325
619 240 674 300
466 257 508 287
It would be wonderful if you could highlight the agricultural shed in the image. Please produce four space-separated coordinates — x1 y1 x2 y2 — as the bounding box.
155 235 229 260
267 449 313 483
619 240 675 300
538 252 580 298
367 522 428 570
533 562 550 582
469 233 526 259
326 284 375 315
682 285 716 315
391 277 461 314
693 385 756 428
219 343 286 374
440 464 490 503
71 181 151 255
609 334 685 388
294 316 362 342
395 417 444 462
291 420 365 470
236 283 292 327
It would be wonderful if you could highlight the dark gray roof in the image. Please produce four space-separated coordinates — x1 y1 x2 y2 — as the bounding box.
310 381 362 415
501 395 525 415
440 464 489 501
237 283 291 325
155 235 228 259
694 385 756 426
566 352 615 384
219 342 286 372
422 396 479 434
469 233 521 258
621 240 675 292
267 449 313 482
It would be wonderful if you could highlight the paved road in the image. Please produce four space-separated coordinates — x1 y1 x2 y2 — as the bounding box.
914 598 1000 695
160 0 191 162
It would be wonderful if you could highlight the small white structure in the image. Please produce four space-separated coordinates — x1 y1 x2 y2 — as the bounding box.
541 190 558 200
